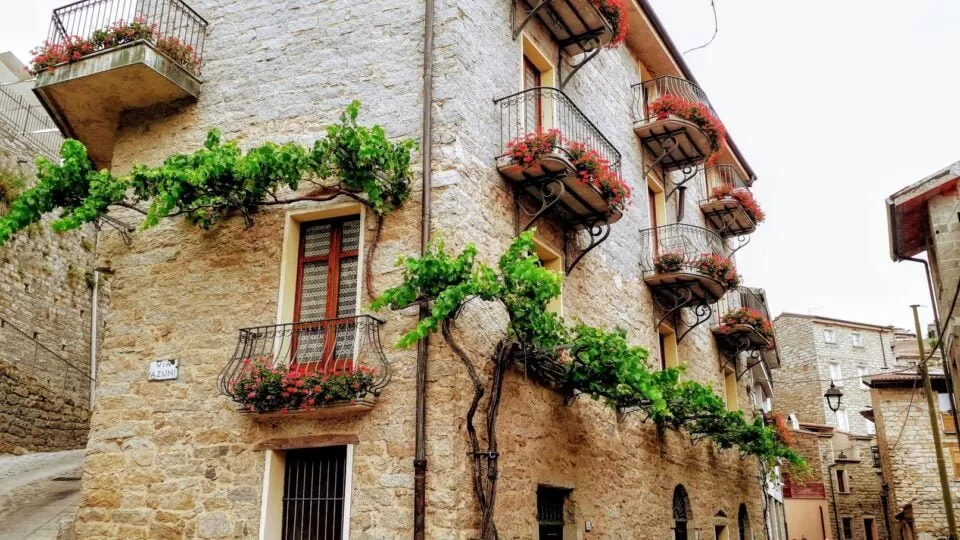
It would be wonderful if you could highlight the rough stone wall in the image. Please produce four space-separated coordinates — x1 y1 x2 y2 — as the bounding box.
0 100 101 443
927 190 960 408
0 358 91 454
873 385 960 539
773 315 894 435
74 0 770 538
830 436 888 540
772 316 827 425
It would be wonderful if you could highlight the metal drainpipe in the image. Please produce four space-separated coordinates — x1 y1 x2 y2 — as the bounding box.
901 256 960 445
827 462 841 540
414 0 435 537
88 228 101 408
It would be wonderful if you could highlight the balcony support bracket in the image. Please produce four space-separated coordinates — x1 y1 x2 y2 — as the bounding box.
652 286 714 344
721 350 764 381
514 175 566 233
559 48 601 89
563 218 611 275
726 233 751 256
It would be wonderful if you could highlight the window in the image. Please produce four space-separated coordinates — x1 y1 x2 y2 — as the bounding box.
659 324 678 370
950 447 960 478
737 504 750 540
836 470 850 494
788 413 800 430
523 57 542 131
824 329 837 344
724 368 739 411
858 367 868 389
841 516 853 539
647 175 666 229
866 418 876 435
829 363 843 386
836 409 849 432
864 518 876 540
537 486 570 539
262 446 352 540
852 332 863 347
520 35 555 132
673 485 692 540
533 238 563 315
293 217 361 373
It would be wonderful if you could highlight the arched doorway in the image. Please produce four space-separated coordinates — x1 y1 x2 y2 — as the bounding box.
738 504 751 540
673 485 692 540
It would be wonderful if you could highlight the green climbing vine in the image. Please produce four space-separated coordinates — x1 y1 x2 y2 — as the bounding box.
0 100 416 246
372 230 807 539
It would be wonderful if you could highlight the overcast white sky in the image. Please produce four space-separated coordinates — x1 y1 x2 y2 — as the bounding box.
1 1 953 329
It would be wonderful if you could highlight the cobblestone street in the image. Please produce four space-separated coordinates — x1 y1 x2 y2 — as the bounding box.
0 449 84 539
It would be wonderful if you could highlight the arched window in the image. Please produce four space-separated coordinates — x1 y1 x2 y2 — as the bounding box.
673 485 692 540
738 503 751 540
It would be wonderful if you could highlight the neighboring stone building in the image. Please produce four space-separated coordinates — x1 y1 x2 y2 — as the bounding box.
887 162 960 421
774 313 894 540
23 0 788 538
867 371 959 539
0 52 101 453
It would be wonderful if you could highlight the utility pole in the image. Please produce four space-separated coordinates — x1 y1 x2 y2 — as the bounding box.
912 304 958 539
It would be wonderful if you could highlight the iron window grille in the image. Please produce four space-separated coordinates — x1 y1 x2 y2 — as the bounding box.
281 446 347 540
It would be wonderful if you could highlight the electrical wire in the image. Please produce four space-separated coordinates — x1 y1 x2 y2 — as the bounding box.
888 380 920 451
683 0 719 55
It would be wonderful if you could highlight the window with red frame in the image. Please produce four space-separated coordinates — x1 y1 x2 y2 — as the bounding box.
292 217 361 373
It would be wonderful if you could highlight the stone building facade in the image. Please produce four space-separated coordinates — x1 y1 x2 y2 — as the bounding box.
773 314 894 540
24 0 786 537
774 313 896 436
868 372 960 539
0 52 101 450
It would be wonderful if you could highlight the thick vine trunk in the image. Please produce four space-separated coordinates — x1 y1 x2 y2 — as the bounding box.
441 320 515 540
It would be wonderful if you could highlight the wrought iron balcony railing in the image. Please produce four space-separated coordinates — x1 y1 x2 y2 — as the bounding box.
717 287 769 321
0 85 64 159
638 223 729 277
703 165 749 193
496 87 621 171
46 0 208 75
217 316 391 402
631 76 719 171
699 164 758 236
632 76 715 124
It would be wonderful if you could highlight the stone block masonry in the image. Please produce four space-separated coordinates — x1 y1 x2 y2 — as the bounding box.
0 359 90 454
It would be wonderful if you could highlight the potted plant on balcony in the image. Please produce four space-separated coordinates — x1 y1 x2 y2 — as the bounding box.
653 251 685 274
715 307 775 349
695 253 741 289
590 0 629 47
502 130 630 220
648 94 727 160
710 184 765 225
228 356 378 415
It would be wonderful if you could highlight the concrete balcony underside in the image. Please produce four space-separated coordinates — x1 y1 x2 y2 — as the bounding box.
33 41 201 169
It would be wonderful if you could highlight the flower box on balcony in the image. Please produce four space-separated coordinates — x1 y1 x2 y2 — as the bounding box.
217 316 391 420
699 167 763 237
632 77 726 171
640 232 740 307
239 397 378 421
31 2 207 169
494 89 628 229
712 305 775 355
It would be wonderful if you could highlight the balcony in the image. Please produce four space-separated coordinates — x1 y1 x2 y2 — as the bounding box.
640 225 736 340
699 165 760 237
712 287 774 365
495 87 625 273
511 0 624 87
32 0 208 169
632 76 722 172
217 316 391 421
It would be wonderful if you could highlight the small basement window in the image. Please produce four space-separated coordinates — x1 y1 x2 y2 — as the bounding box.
534 238 564 315
537 485 571 539
659 324 678 370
